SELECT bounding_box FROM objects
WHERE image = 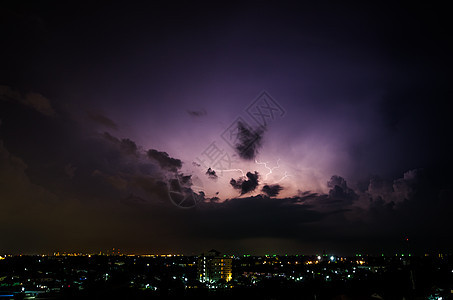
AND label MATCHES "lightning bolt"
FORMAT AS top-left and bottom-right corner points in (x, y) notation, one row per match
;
(212, 159), (290, 183)
(255, 158), (281, 180)
(216, 168), (246, 177)
(275, 171), (291, 183)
